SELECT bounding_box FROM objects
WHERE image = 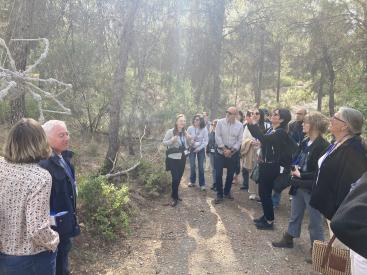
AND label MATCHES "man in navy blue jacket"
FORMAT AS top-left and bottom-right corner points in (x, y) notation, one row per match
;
(40, 120), (80, 275)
